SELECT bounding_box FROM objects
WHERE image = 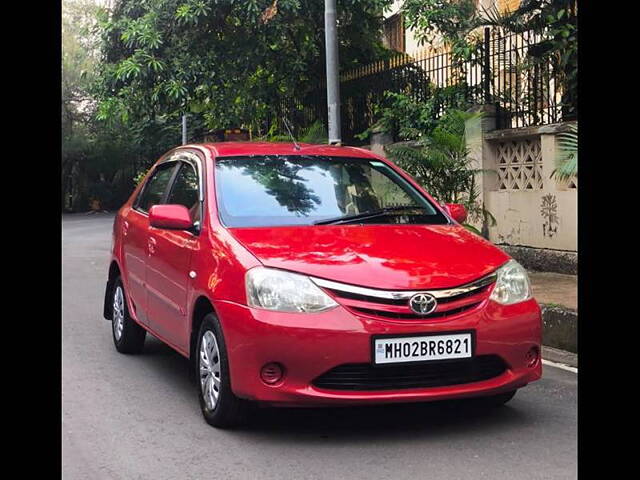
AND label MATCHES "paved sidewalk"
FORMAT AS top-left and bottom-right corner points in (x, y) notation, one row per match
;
(529, 271), (577, 311)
